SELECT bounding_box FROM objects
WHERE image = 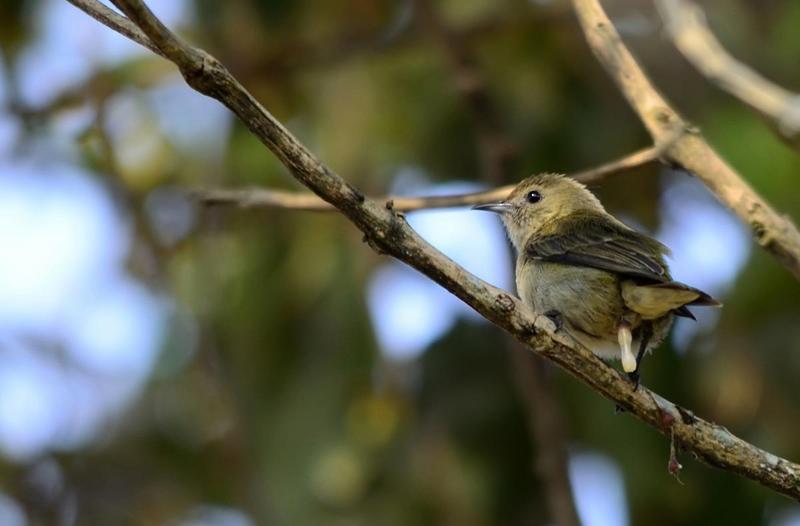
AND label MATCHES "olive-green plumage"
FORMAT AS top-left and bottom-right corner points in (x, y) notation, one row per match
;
(475, 173), (720, 380)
